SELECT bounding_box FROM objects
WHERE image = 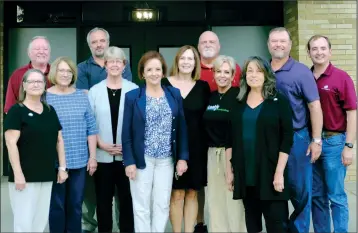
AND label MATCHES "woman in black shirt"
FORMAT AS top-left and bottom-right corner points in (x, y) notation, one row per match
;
(225, 56), (293, 233)
(4, 69), (68, 232)
(162, 45), (210, 232)
(88, 46), (138, 233)
(203, 55), (246, 232)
